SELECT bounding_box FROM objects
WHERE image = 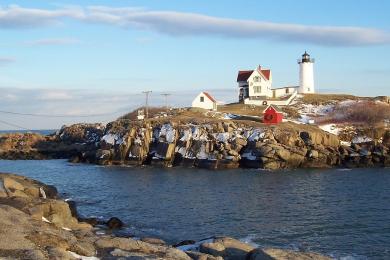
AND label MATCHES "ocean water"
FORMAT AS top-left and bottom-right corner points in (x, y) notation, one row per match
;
(0, 160), (389, 259)
(0, 129), (57, 136)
